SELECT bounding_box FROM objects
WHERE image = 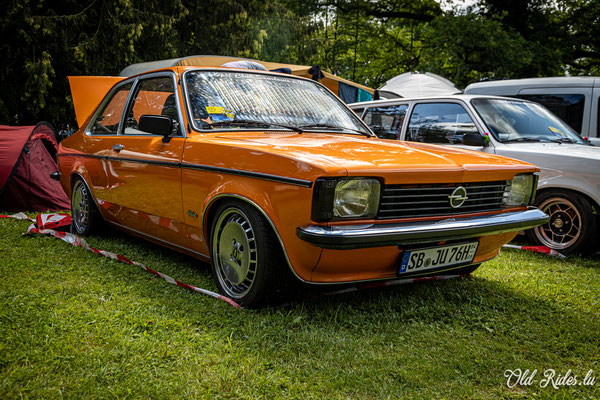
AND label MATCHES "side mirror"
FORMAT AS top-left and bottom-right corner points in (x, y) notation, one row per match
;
(462, 132), (487, 146)
(139, 115), (173, 143)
